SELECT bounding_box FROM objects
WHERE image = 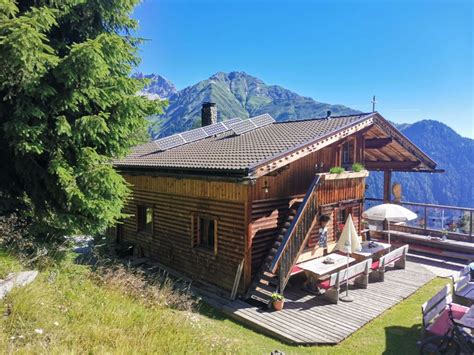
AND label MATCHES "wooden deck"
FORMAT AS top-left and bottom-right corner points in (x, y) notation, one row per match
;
(222, 261), (434, 345)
